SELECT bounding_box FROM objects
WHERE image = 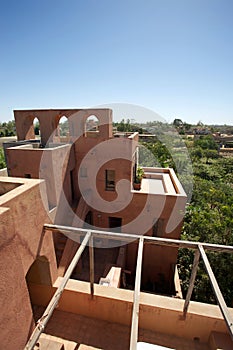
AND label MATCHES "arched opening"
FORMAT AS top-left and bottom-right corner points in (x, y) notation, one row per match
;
(26, 256), (52, 285)
(33, 117), (40, 138)
(58, 115), (69, 141)
(85, 115), (99, 137)
(26, 256), (52, 325)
